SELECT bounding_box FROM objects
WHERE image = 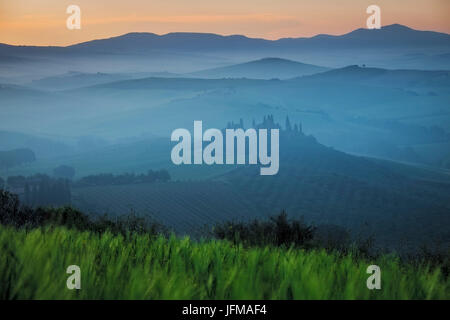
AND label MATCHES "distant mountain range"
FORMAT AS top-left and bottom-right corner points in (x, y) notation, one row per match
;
(2, 24), (449, 54)
(1, 24), (449, 81)
(67, 24), (449, 53)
